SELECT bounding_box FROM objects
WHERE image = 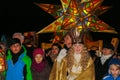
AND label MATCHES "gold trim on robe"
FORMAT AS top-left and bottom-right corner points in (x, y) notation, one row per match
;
(49, 58), (95, 80)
